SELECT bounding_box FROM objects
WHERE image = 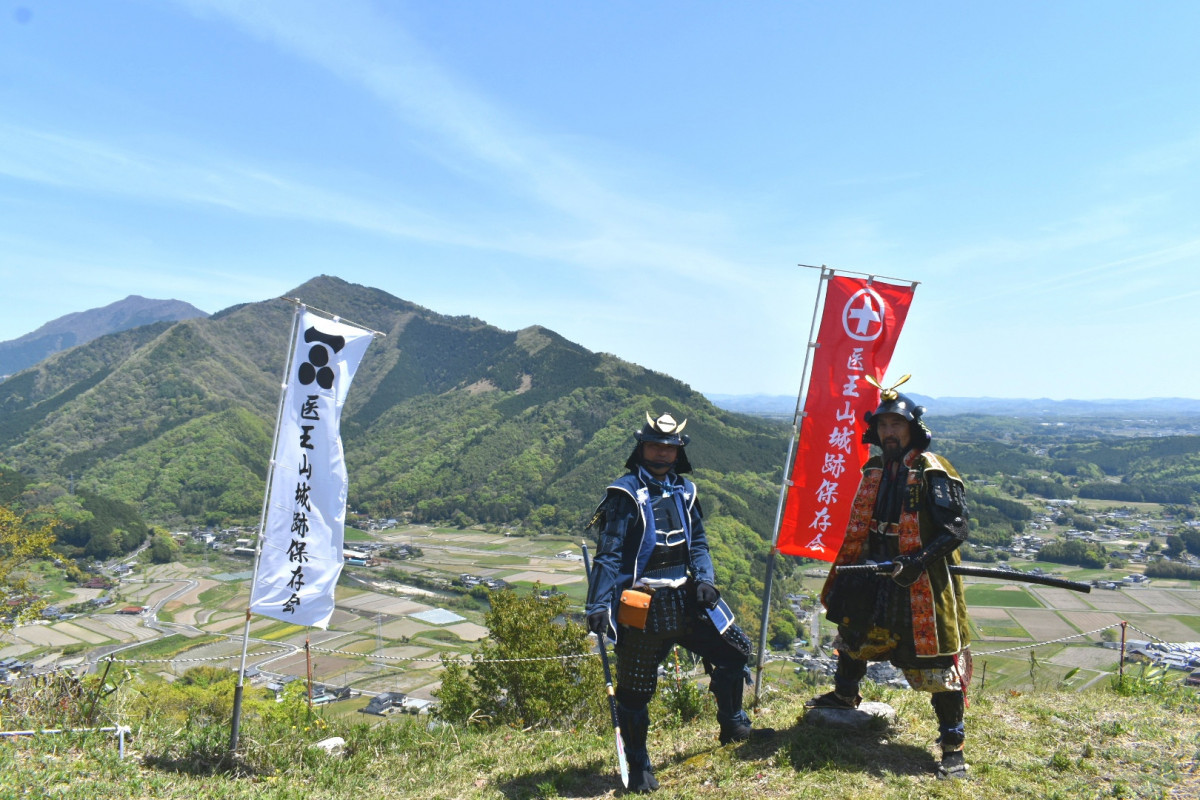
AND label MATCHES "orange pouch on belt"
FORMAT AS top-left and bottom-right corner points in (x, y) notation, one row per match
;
(616, 589), (653, 629)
